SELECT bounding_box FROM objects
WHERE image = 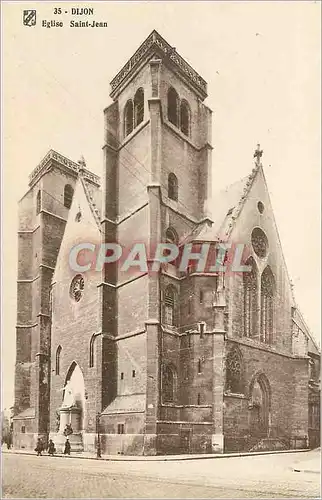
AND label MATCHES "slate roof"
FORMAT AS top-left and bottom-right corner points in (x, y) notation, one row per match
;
(183, 164), (260, 245)
(13, 407), (35, 420)
(102, 394), (146, 415)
